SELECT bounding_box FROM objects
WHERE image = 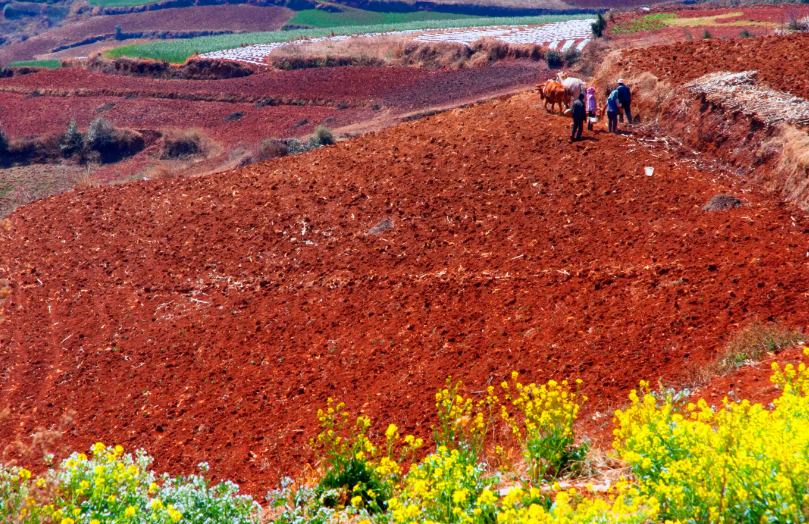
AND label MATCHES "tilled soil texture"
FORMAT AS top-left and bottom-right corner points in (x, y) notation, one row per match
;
(0, 64), (548, 110)
(616, 33), (809, 101)
(3, 93), (809, 494)
(0, 92), (370, 147)
(0, 6), (294, 65)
